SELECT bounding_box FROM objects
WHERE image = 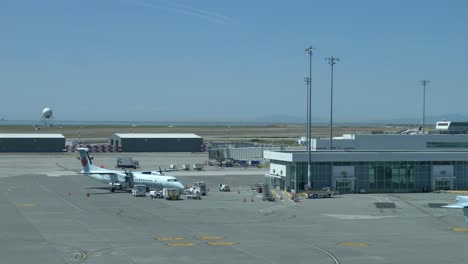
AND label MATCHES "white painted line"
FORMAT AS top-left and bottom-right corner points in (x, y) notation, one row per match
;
(259, 203), (295, 213)
(38, 184), (88, 214)
(310, 245), (341, 264)
(323, 214), (396, 220)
